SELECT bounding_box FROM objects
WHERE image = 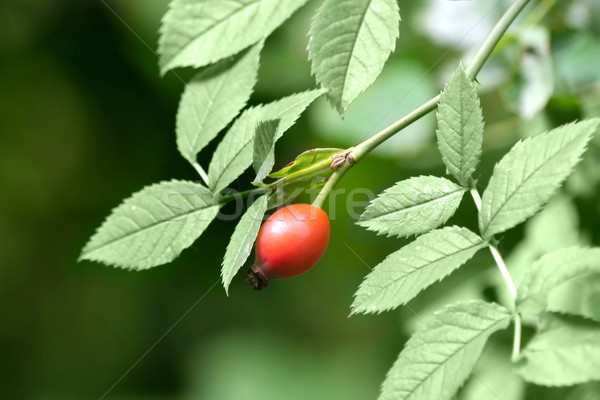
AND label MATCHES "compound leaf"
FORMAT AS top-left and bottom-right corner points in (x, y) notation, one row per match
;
(176, 43), (262, 166)
(159, 0), (307, 74)
(517, 247), (600, 316)
(208, 89), (325, 193)
(436, 64), (484, 186)
(358, 176), (466, 238)
(80, 181), (219, 270)
(221, 195), (268, 293)
(309, 0), (400, 113)
(479, 119), (600, 238)
(380, 300), (511, 400)
(352, 227), (486, 314)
